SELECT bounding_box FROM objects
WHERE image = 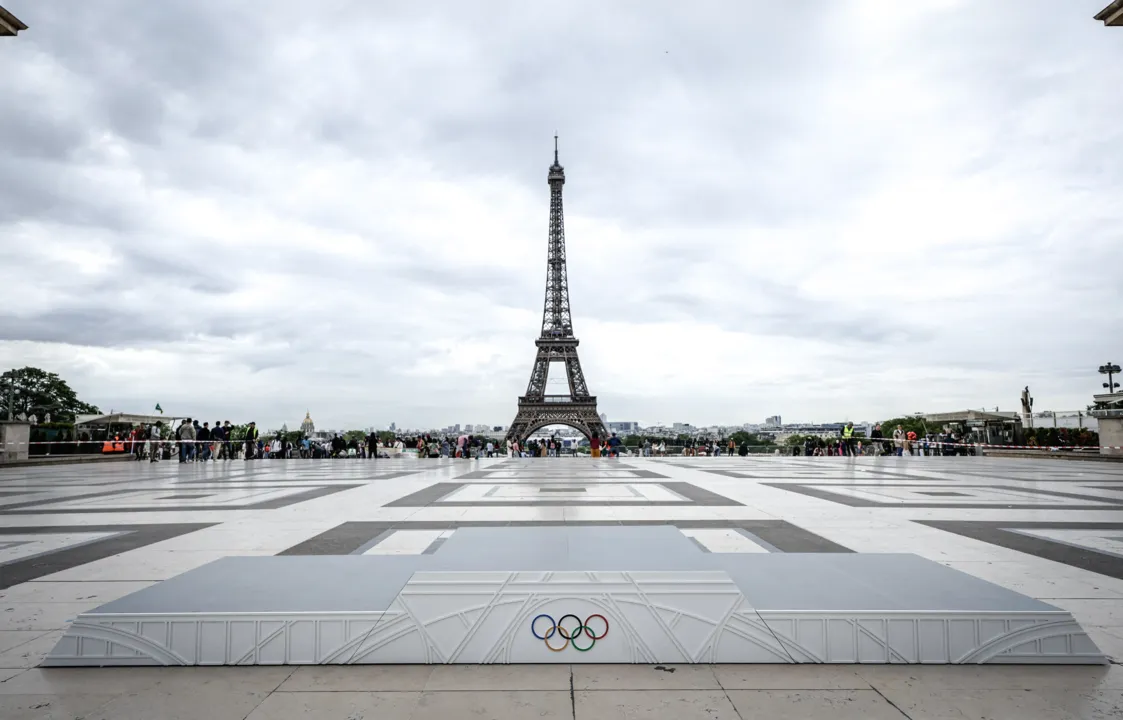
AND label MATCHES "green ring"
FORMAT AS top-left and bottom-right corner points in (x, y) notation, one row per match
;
(569, 626), (595, 652)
